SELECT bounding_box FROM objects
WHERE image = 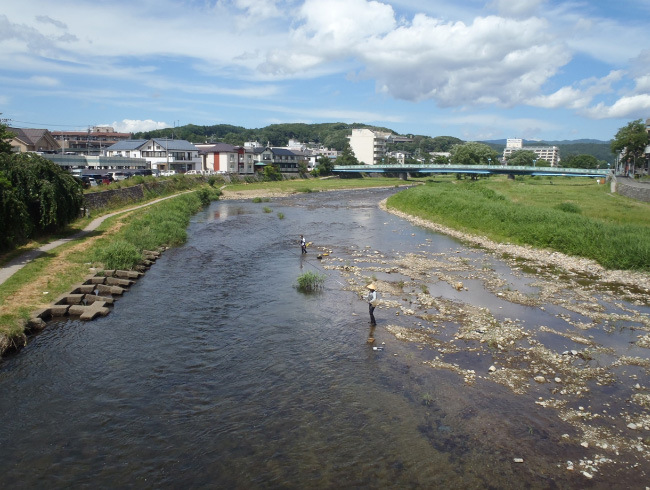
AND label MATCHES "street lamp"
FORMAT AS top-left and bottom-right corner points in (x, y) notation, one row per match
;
(533, 159), (537, 167)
